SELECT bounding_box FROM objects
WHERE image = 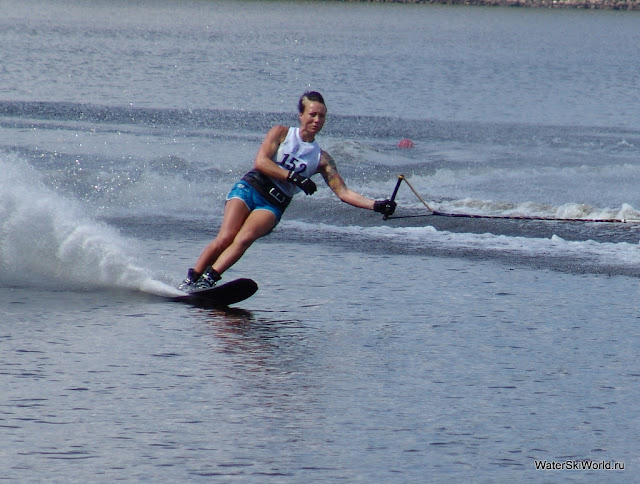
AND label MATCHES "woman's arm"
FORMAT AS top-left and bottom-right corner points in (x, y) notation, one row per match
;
(317, 151), (376, 210)
(253, 125), (290, 180)
(253, 125), (318, 195)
